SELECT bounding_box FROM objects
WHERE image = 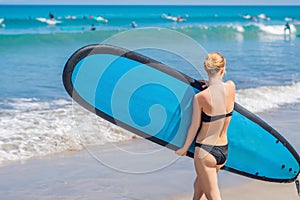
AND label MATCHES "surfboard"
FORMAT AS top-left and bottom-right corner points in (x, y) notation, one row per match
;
(36, 17), (61, 25)
(89, 16), (109, 23)
(62, 44), (300, 183)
